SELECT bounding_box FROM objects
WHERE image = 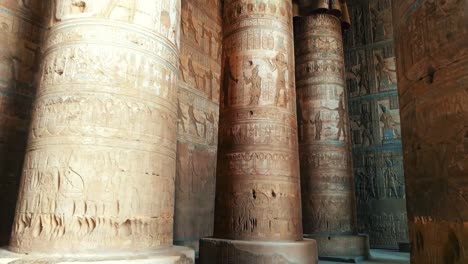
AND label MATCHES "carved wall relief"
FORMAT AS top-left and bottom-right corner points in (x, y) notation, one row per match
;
(214, 0), (303, 242)
(9, 0), (181, 254)
(345, 0), (408, 249)
(0, 0), (48, 245)
(174, 0), (221, 253)
(295, 14), (358, 236)
(393, 0), (467, 262)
